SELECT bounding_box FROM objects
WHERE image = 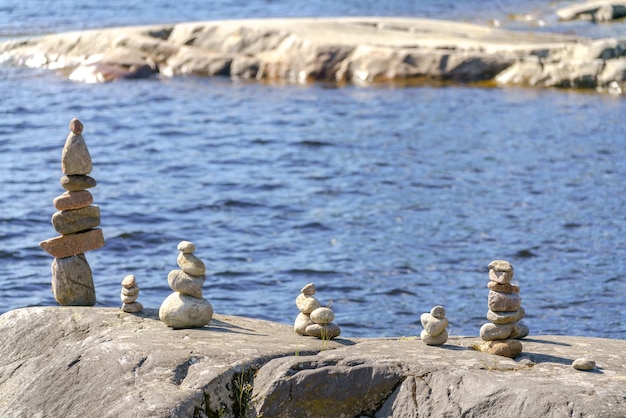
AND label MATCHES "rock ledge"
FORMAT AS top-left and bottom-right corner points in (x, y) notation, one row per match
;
(1, 307), (624, 417)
